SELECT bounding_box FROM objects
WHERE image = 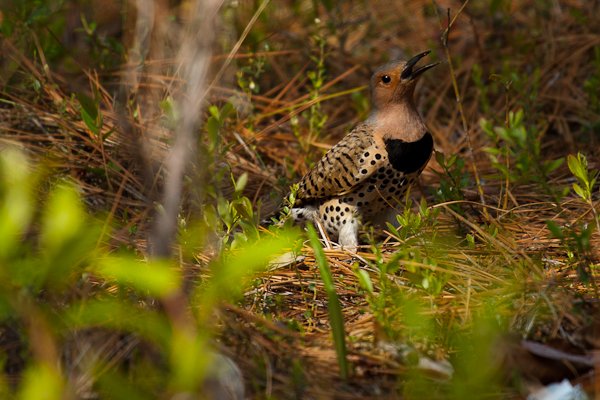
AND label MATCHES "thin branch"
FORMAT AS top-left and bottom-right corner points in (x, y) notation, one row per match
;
(433, 1), (487, 213)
